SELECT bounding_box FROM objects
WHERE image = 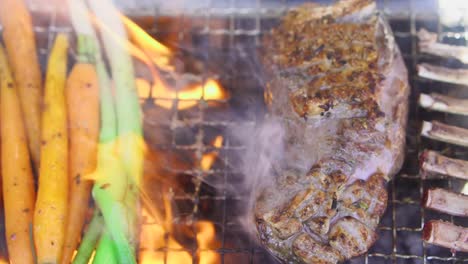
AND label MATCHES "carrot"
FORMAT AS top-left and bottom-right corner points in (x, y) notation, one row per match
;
(34, 34), (69, 264)
(0, 77), (2, 259)
(61, 46), (100, 264)
(0, 0), (43, 170)
(0, 44), (36, 264)
(0, 88), (7, 263)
